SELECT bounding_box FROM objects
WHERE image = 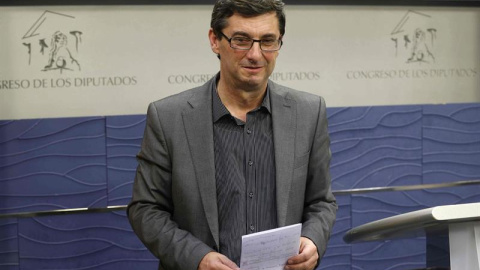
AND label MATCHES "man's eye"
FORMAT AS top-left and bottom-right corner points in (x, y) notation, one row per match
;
(262, 39), (276, 45)
(233, 37), (251, 44)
